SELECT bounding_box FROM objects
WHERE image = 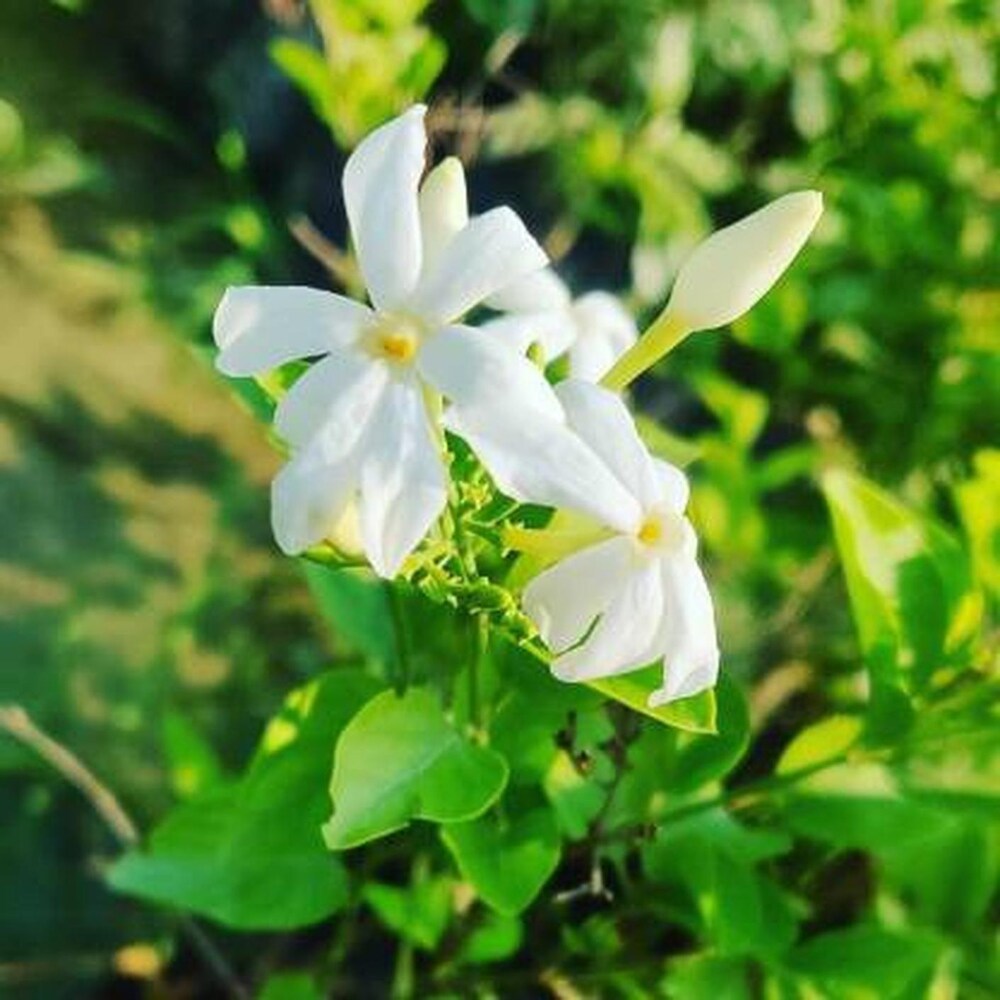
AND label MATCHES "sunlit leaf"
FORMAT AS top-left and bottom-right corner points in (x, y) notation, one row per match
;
(592, 668), (718, 734)
(822, 469), (981, 691)
(323, 689), (508, 849)
(776, 715), (862, 775)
